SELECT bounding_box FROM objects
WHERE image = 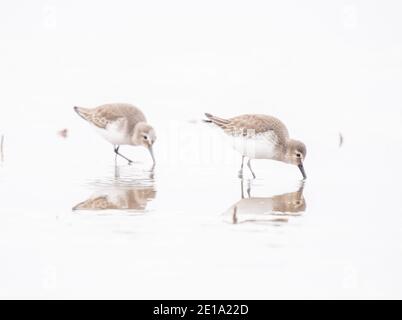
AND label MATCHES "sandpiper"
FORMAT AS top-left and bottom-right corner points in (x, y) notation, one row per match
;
(74, 103), (156, 166)
(204, 113), (307, 179)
